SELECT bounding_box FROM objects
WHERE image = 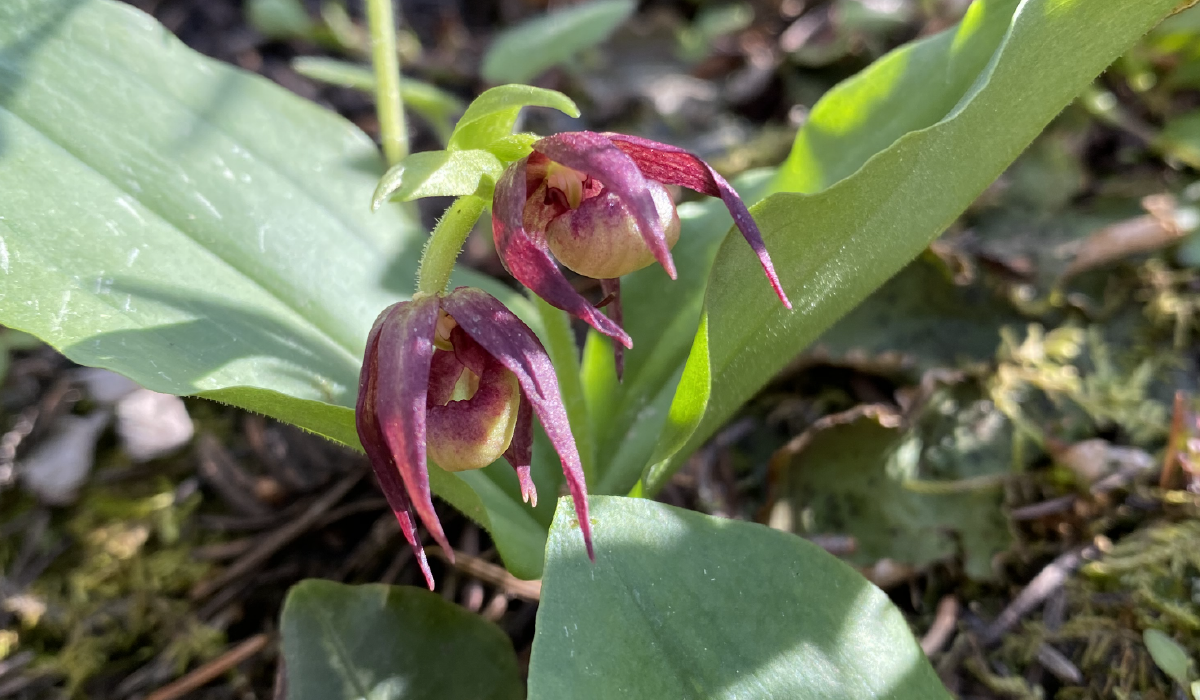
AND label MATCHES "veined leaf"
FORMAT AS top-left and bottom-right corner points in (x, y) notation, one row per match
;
(529, 496), (951, 699)
(282, 580), (522, 700)
(644, 0), (1180, 492)
(0, 0), (552, 578)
